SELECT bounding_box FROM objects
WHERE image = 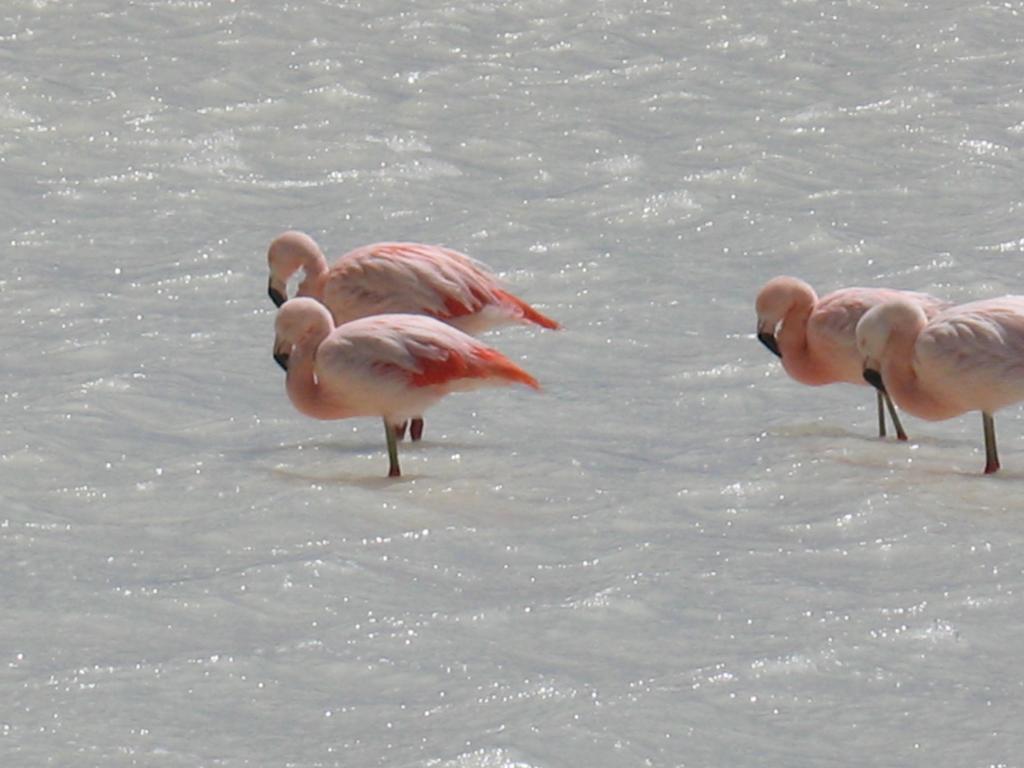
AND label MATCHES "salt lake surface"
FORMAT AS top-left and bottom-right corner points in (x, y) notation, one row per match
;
(4, 0), (1024, 765)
